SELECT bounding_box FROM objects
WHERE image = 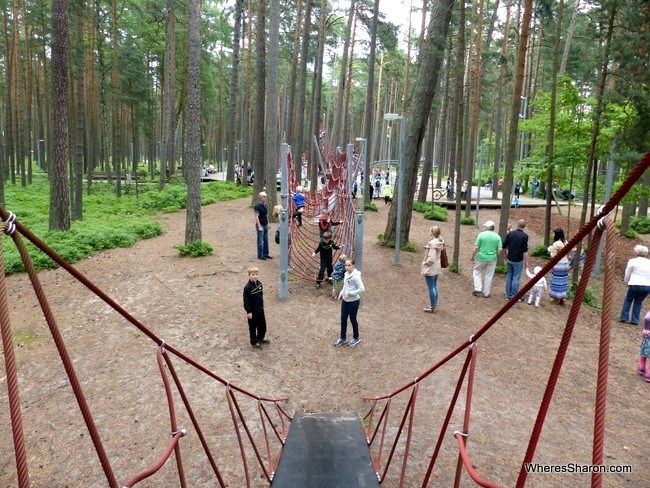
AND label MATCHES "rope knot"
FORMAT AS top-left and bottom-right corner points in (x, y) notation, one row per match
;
(159, 339), (166, 354)
(1, 211), (16, 235)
